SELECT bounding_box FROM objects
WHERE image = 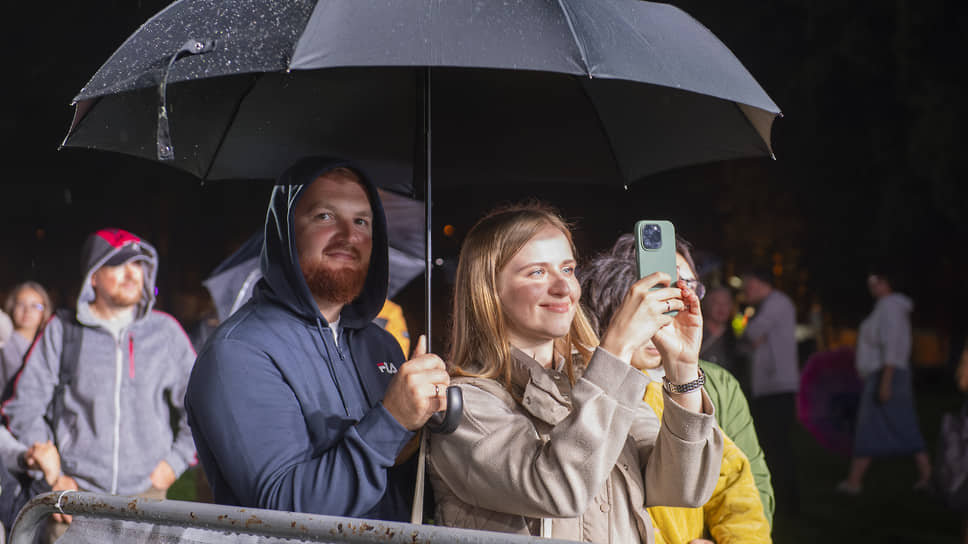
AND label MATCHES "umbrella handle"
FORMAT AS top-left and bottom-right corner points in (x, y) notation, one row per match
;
(425, 385), (462, 434)
(157, 39), (217, 160)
